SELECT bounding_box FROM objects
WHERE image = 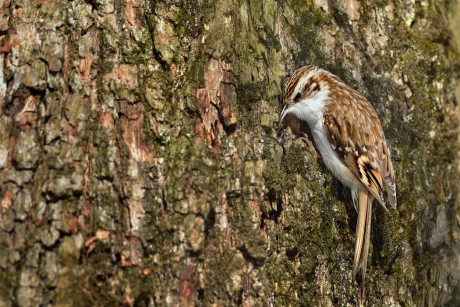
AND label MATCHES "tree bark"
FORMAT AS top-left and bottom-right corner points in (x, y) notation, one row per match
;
(0, 0), (458, 305)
